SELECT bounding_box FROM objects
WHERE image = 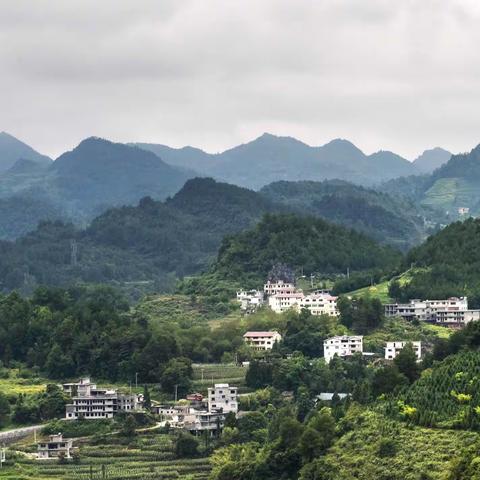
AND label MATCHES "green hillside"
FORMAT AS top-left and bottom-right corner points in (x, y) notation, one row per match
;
(261, 180), (426, 250)
(211, 213), (402, 287)
(395, 217), (480, 305)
